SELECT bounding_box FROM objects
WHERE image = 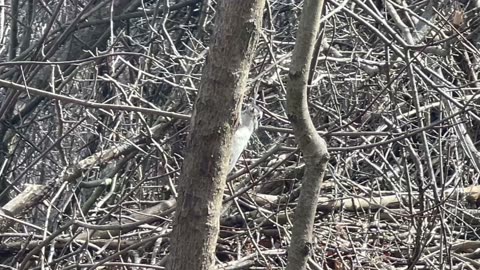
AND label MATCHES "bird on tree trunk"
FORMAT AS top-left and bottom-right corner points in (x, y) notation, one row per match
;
(228, 104), (262, 173)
